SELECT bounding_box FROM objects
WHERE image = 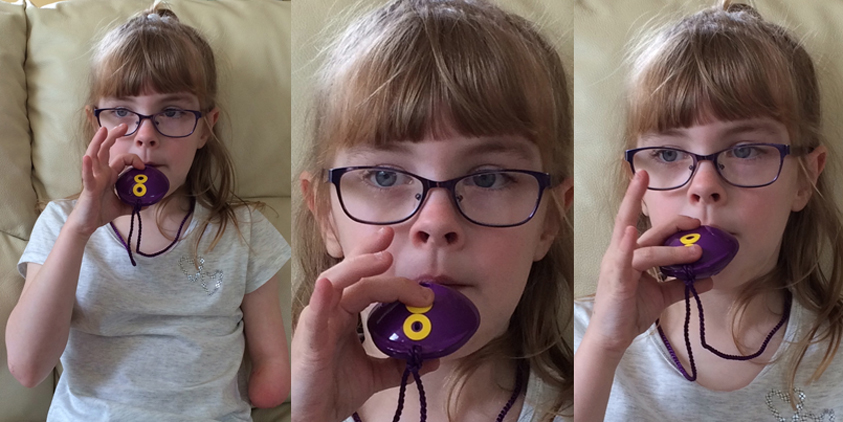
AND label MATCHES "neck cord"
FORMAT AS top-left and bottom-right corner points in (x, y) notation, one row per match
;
(656, 278), (792, 381)
(110, 198), (195, 266)
(351, 358), (524, 422)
